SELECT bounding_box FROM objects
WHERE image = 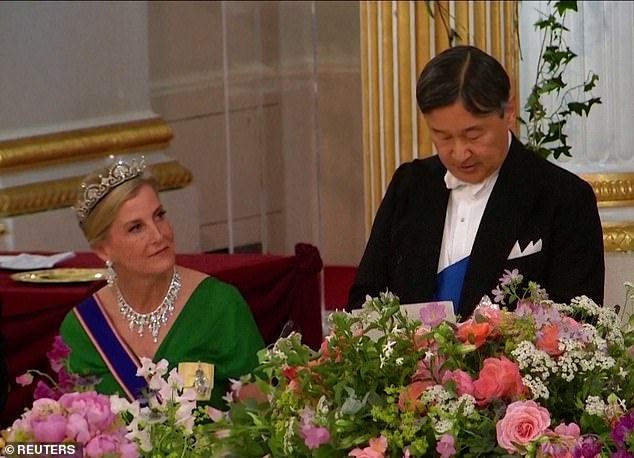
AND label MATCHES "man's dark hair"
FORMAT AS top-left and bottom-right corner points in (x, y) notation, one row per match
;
(416, 45), (510, 117)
